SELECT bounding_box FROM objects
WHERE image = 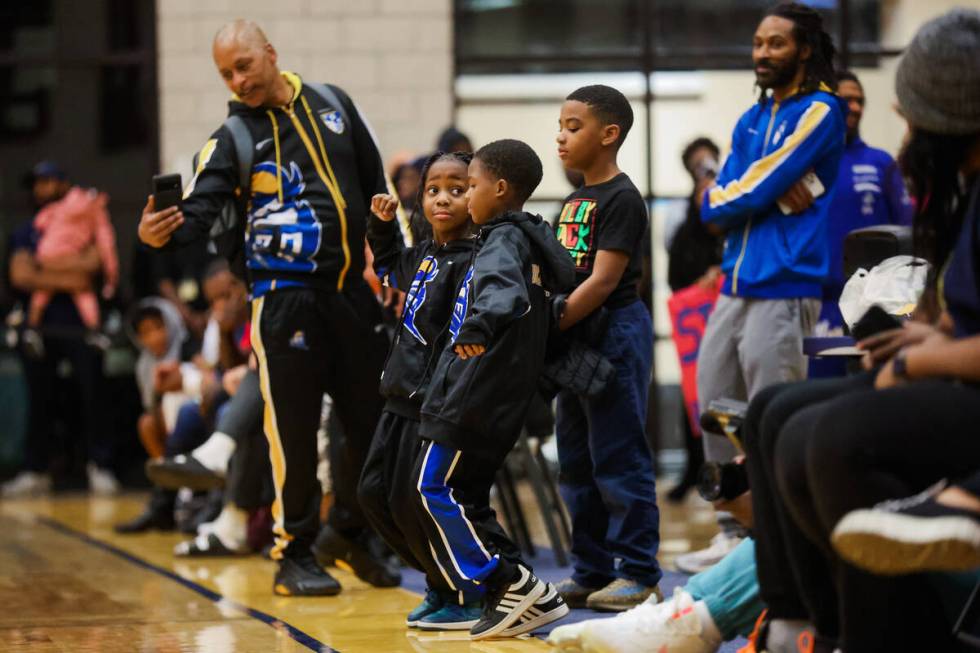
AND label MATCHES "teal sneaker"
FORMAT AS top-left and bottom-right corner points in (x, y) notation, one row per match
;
(406, 589), (445, 627)
(417, 601), (482, 631)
